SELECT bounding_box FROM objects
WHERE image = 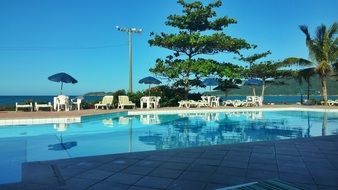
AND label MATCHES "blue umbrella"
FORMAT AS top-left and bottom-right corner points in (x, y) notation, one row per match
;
(244, 78), (263, 96)
(139, 76), (161, 96)
(48, 72), (78, 94)
(203, 78), (219, 92)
